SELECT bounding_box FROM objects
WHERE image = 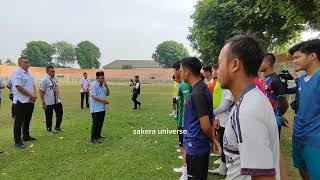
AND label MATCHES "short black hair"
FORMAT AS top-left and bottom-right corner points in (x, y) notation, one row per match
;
(83, 72), (87, 75)
(172, 75), (175, 80)
(18, 55), (28, 62)
(226, 34), (265, 76)
(46, 65), (54, 71)
(289, 39), (320, 61)
(203, 66), (212, 73)
(264, 53), (276, 66)
(181, 57), (202, 76)
(134, 75), (139, 79)
(96, 71), (104, 77)
(172, 61), (181, 70)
